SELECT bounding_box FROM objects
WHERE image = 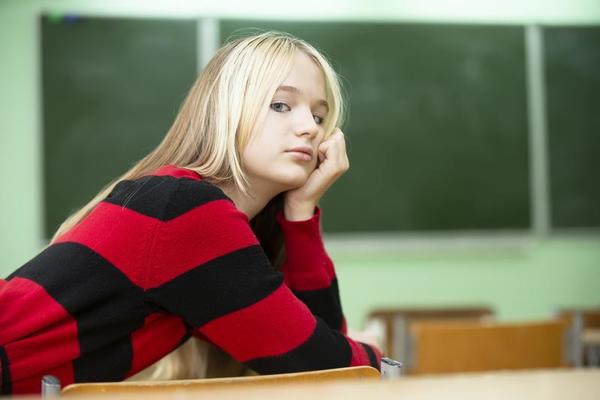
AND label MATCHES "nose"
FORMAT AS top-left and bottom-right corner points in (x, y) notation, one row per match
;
(294, 108), (320, 139)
